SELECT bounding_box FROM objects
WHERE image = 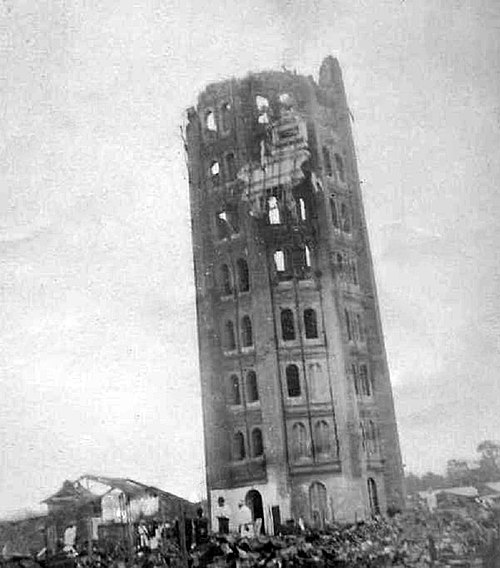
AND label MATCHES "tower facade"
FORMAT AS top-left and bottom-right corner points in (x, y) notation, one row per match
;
(185, 57), (404, 533)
